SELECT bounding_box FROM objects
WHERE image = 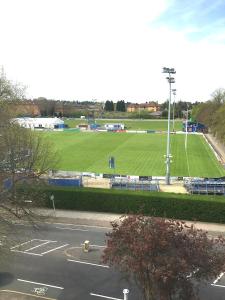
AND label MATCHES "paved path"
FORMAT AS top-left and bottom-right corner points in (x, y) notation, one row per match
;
(36, 208), (225, 235)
